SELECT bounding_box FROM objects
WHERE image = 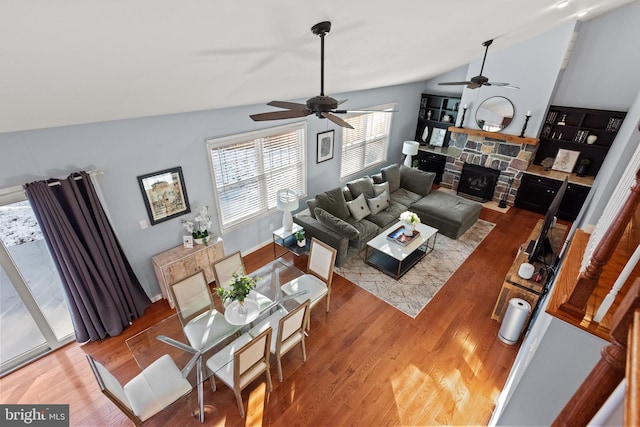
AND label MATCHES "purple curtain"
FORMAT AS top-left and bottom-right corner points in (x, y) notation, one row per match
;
(24, 171), (150, 342)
